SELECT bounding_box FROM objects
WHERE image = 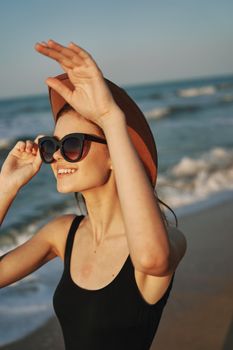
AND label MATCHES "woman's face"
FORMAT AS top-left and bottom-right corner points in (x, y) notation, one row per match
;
(51, 109), (112, 194)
